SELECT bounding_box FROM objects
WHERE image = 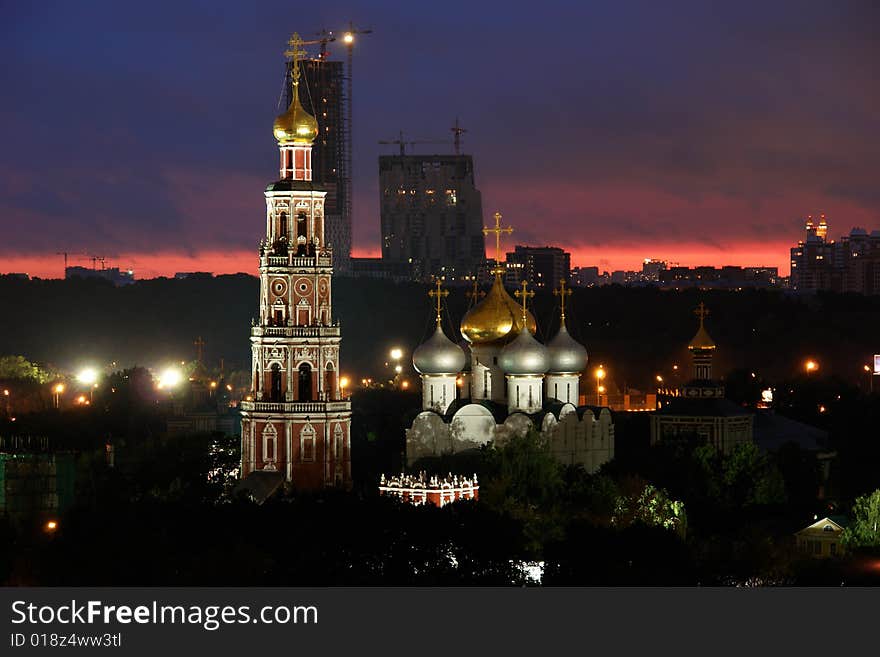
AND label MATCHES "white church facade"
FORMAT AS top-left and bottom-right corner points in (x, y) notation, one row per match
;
(405, 216), (614, 472)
